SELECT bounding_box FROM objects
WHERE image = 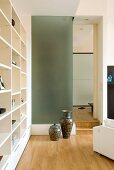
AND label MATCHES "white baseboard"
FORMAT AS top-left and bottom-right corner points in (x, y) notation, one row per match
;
(31, 123), (76, 135)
